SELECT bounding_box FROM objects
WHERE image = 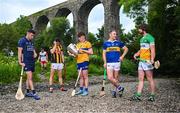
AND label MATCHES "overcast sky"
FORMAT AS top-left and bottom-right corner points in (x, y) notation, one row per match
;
(0, 0), (135, 34)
